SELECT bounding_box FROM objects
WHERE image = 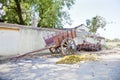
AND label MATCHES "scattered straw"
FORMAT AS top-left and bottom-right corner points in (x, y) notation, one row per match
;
(56, 54), (98, 64)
